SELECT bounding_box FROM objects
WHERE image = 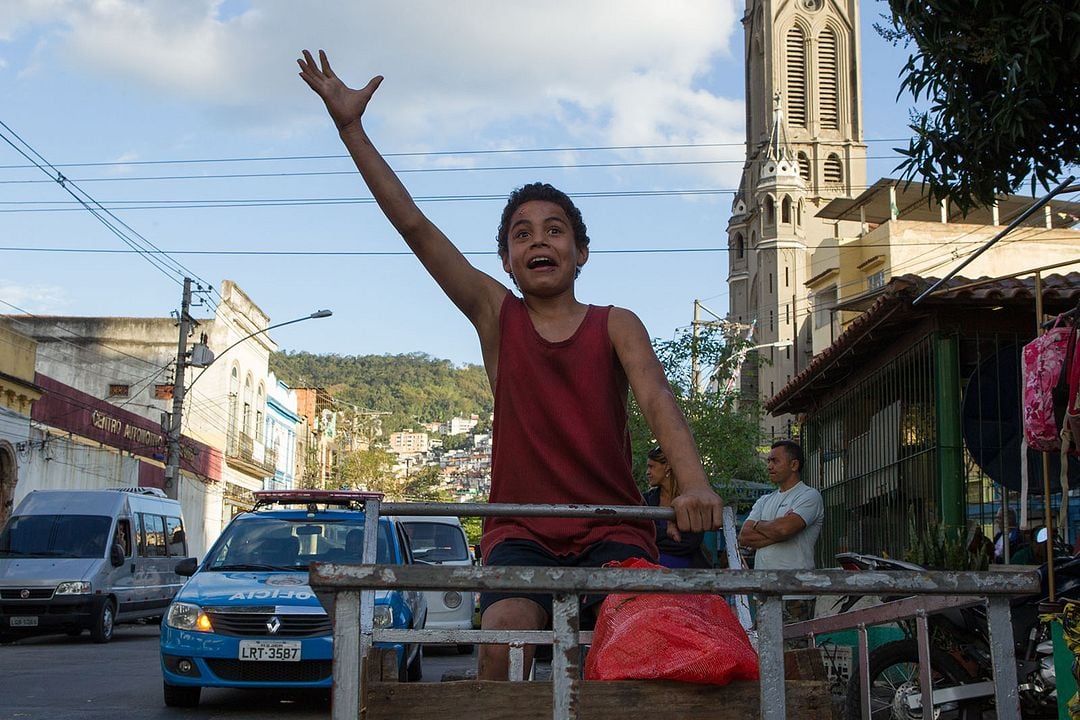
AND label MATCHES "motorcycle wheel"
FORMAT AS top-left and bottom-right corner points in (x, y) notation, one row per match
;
(845, 640), (982, 720)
